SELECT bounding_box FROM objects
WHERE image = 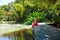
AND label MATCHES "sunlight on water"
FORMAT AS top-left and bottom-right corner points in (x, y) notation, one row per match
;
(0, 24), (33, 40)
(0, 28), (33, 40)
(0, 24), (31, 35)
